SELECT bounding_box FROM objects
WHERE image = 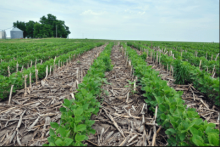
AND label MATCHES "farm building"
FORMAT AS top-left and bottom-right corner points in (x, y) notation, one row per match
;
(0, 30), (6, 39)
(10, 27), (23, 39)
